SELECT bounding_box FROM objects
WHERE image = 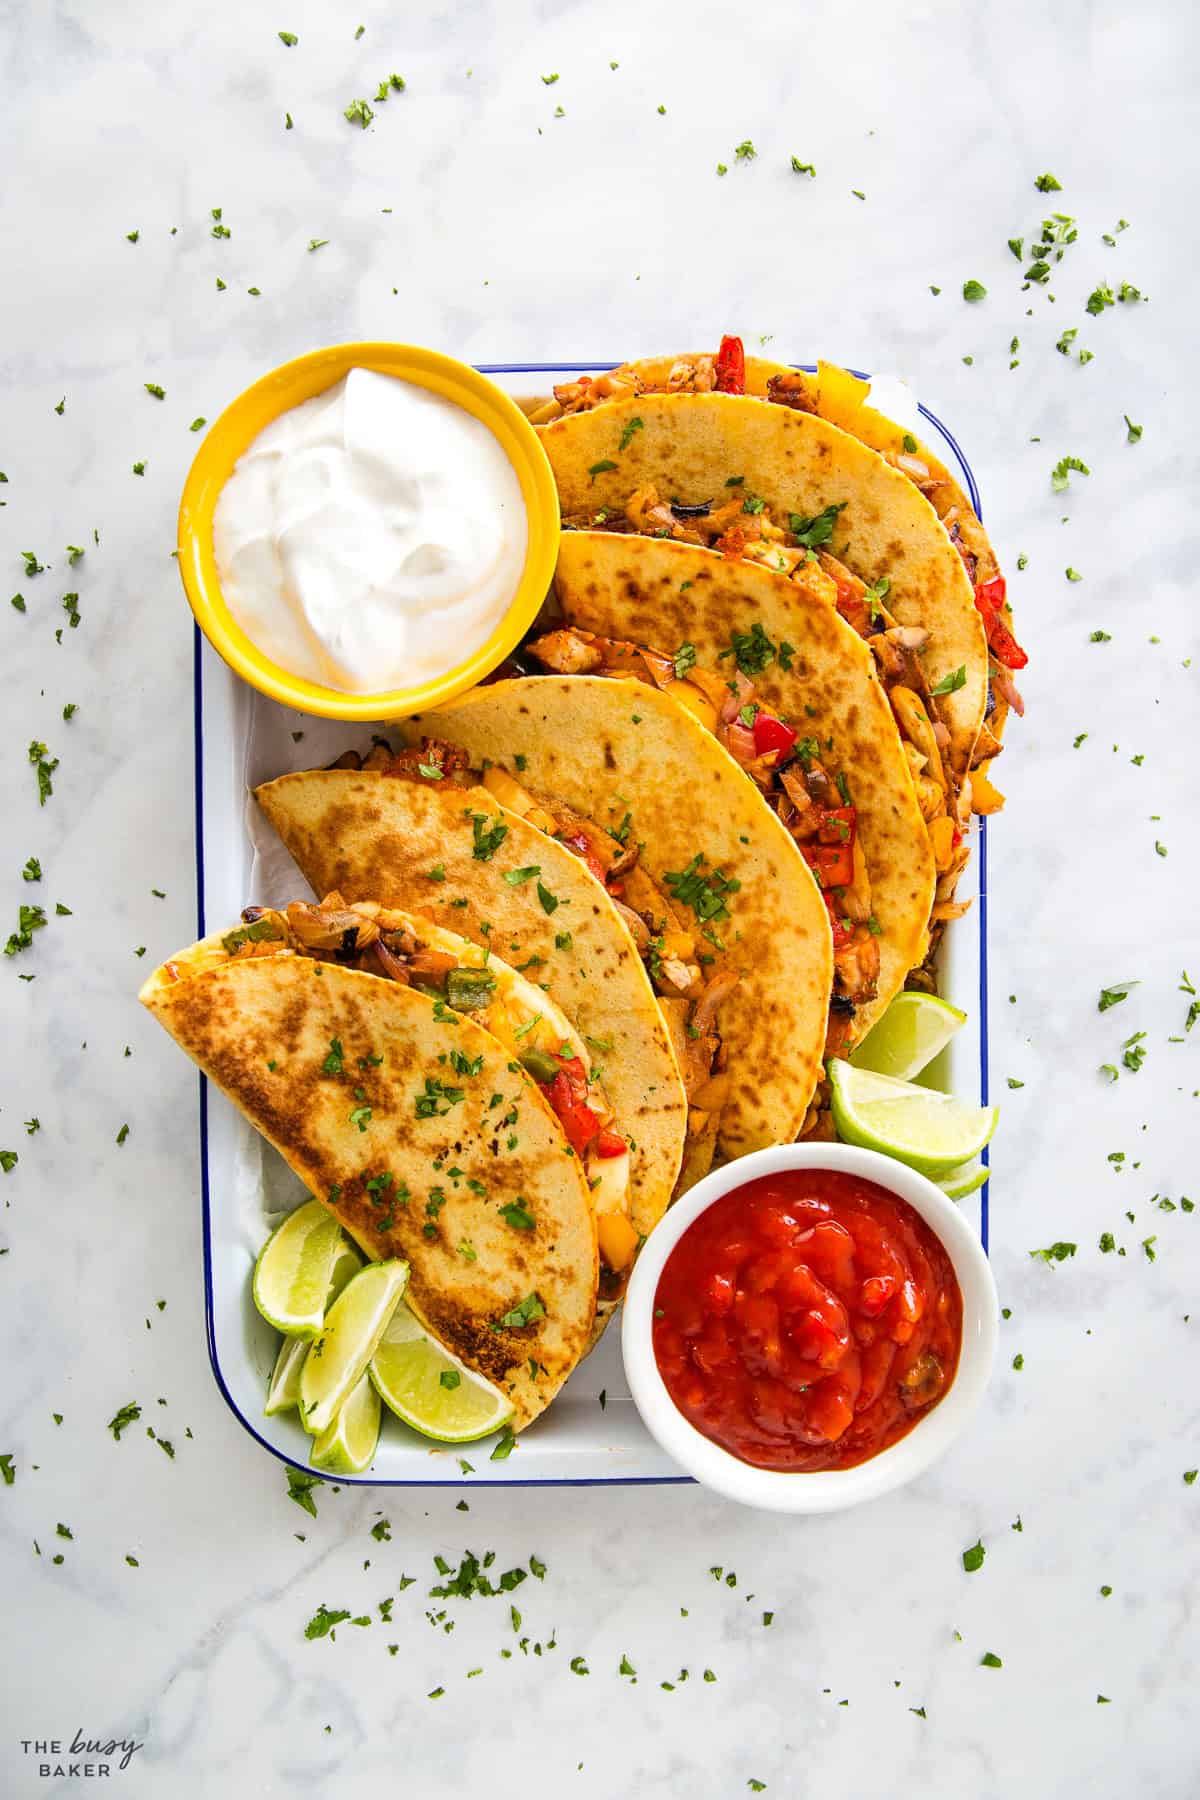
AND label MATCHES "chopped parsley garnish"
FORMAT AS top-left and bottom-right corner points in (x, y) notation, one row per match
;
(278, 30), (298, 46)
(618, 416), (644, 452)
(28, 740), (58, 806)
(787, 501), (846, 549)
(720, 620), (783, 677)
(470, 812), (508, 861)
(1124, 415), (1143, 443)
(144, 382), (166, 400)
(536, 881), (559, 915)
(307, 238), (329, 253)
(414, 1077), (465, 1118)
(664, 854), (740, 925)
(588, 459), (618, 479)
(4, 903), (47, 958)
(790, 156), (815, 176)
(1029, 1241), (1077, 1264)
(980, 1651), (1003, 1669)
(962, 279), (987, 302)
(1051, 455), (1089, 492)
(734, 139), (757, 161)
(304, 1603), (350, 1639)
(503, 865), (540, 886)
(344, 98), (374, 128)
(498, 1201), (535, 1231)
(1098, 981), (1137, 1012)
(496, 1292), (546, 1329)
(961, 1539), (985, 1573)
(288, 1470), (323, 1517)
(107, 1401), (142, 1440)
(1034, 171), (1062, 191)
(930, 665), (967, 697)
(22, 857), (41, 882)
